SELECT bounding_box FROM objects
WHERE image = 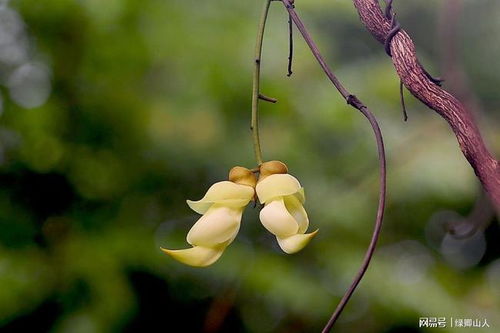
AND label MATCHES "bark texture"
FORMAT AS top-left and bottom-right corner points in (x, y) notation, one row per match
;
(352, 0), (500, 209)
